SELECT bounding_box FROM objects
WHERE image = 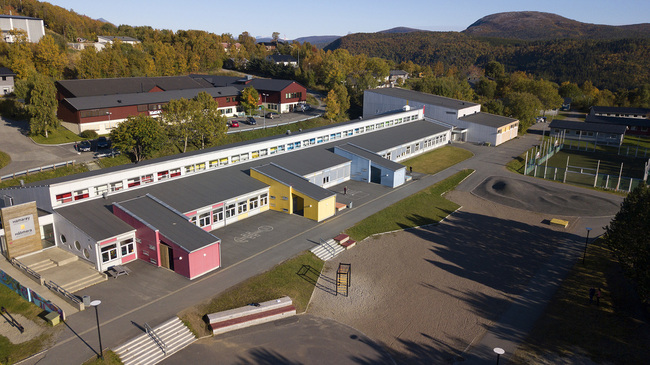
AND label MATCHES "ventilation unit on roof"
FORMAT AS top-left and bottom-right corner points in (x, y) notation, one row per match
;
(403, 105), (411, 111)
